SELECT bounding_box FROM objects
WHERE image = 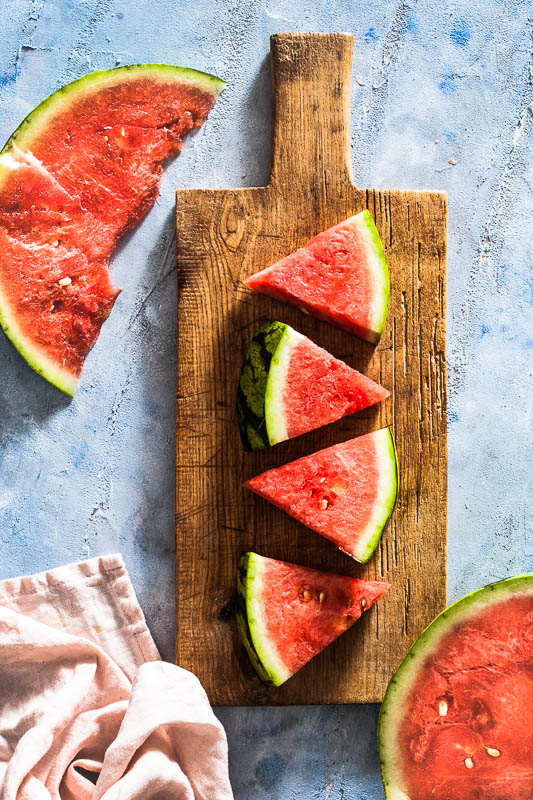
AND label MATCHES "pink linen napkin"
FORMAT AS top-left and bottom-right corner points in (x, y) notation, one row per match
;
(0, 554), (233, 800)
